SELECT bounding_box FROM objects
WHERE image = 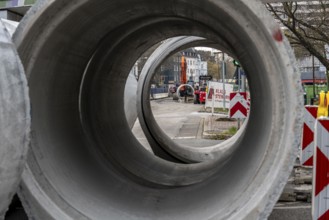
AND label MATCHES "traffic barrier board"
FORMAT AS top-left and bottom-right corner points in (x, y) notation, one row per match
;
(301, 106), (318, 166)
(229, 92), (248, 118)
(247, 98), (251, 113)
(313, 118), (329, 220)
